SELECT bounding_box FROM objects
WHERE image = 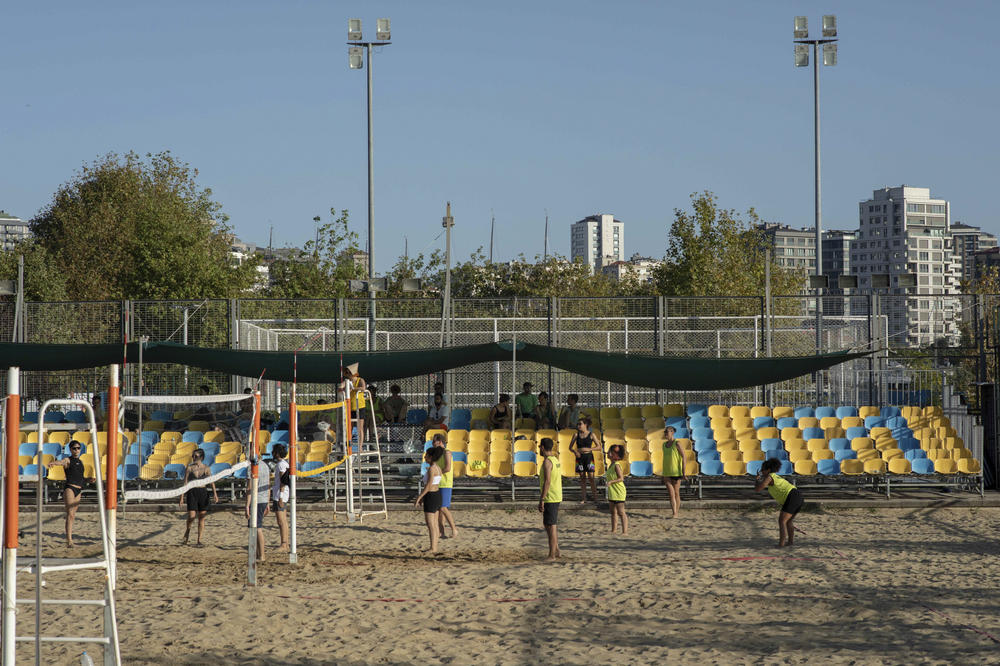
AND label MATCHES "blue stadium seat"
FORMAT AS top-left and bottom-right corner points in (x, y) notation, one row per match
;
(700, 460), (723, 476)
(22, 411), (39, 423)
(630, 461), (653, 477)
(269, 430), (289, 444)
(673, 428), (690, 439)
(746, 460), (764, 476)
(777, 460), (794, 475)
(406, 409), (428, 425)
(163, 463), (186, 480)
(64, 410), (87, 423)
(776, 417), (798, 429)
(864, 416), (886, 429)
(209, 462), (231, 475)
(423, 441), (435, 452)
(43, 411), (65, 423)
(886, 416), (907, 429)
(42, 442), (63, 457)
(513, 451), (537, 464)
(278, 410), (290, 424)
(686, 404), (708, 418)
(897, 437), (919, 452)
(201, 442), (221, 458)
(794, 407), (814, 419)
(300, 461), (324, 473)
(836, 406), (858, 419)
(753, 416), (775, 429)
(911, 458), (935, 475)
(182, 431), (204, 444)
(694, 440), (717, 453)
(834, 449), (857, 462)
(845, 426), (868, 440)
(692, 427), (714, 442)
(689, 416), (711, 429)
(665, 417), (687, 430)
(233, 465), (250, 479)
(828, 438), (850, 451)
(802, 427), (824, 441)
(697, 450), (720, 464)
(151, 410), (173, 422)
(18, 442), (38, 457)
(124, 454), (141, 467)
(815, 406), (836, 419)
(117, 464), (139, 481)
(880, 406), (901, 418)
(451, 451), (468, 464)
(904, 449), (928, 461)
(140, 431), (159, 445)
(764, 450), (789, 461)
(760, 438), (783, 453)
(202, 454), (216, 466)
(21, 464), (44, 479)
(818, 459), (841, 476)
